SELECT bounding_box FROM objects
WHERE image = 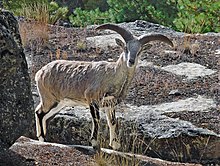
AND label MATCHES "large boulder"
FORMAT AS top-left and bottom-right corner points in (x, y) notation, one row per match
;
(10, 136), (203, 166)
(0, 9), (34, 147)
(46, 97), (220, 164)
(10, 136), (96, 166)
